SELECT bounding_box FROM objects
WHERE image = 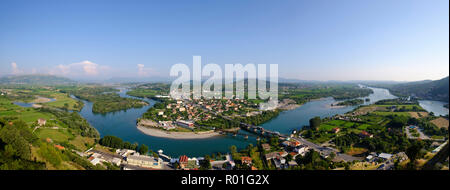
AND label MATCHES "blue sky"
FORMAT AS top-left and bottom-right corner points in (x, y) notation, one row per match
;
(0, 0), (448, 81)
